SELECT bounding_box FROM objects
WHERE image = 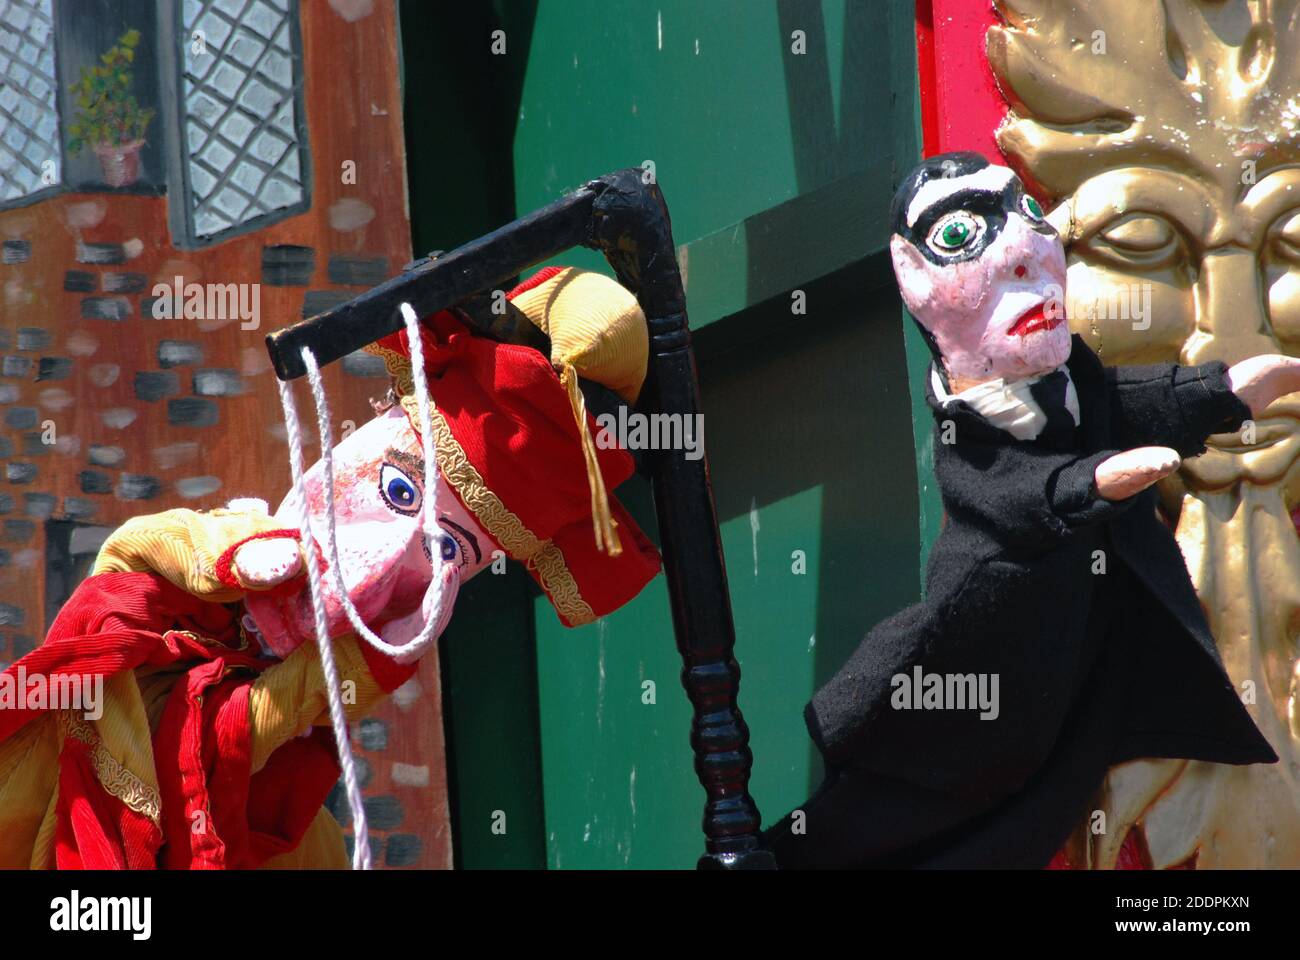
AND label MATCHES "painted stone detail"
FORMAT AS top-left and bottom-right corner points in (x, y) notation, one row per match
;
(115, 474), (161, 500)
(167, 397), (219, 427)
(4, 463), (36, 484)
(17, 328), (52, 350)
(80, 296), (131, 321)
(133, 371), (180, 401)
(261, 244), (315, 286)
(302, 290), (349, 318)
(2, 240), (31, 263)
(77, 470), (111, 494)
(157, 340), (204, 367)
(35, 357), (71, 380)
(341, 350), (387, 378)
(328, 254), (388, 286)
(191, 368), (244, 396)
(175, 475), (221, 499)
(74, 242), (128, 265)
(361, 795), (402, 831)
